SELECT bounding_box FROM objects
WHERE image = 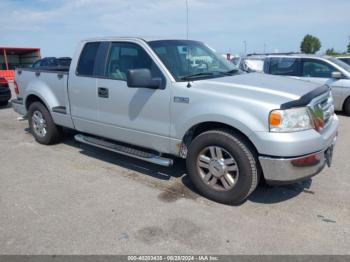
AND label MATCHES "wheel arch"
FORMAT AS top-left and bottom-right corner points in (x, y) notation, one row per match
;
(180, 121), (259, 157)
(25, 94), (49, 111)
